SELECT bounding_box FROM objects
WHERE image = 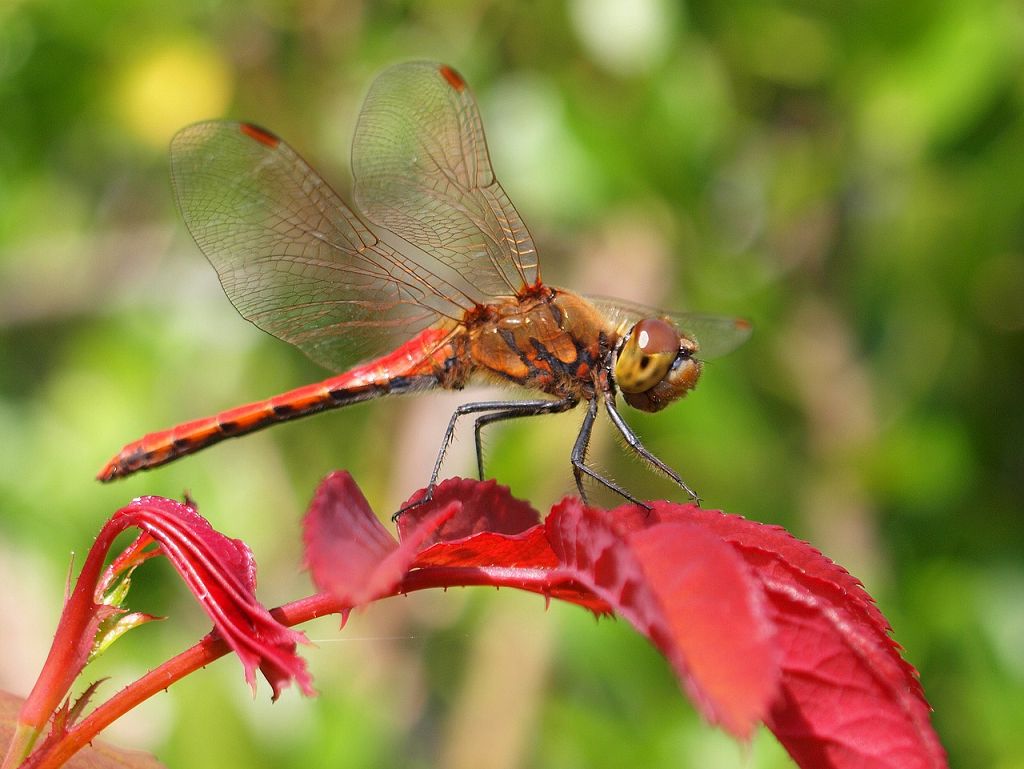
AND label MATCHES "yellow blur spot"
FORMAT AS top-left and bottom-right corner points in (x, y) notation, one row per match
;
(117, 41), (233, 149)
